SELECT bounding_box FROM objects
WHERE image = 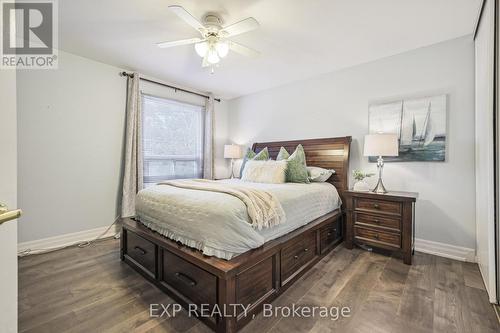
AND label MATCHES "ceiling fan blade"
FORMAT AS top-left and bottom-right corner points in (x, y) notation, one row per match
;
(221, 17), (259, 37)
(157, 37), (203, 48)
(228, 41), (260, 58)
(168, 5), (206, 35)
